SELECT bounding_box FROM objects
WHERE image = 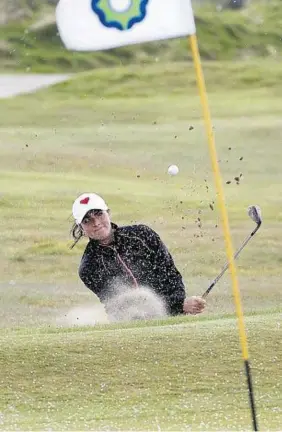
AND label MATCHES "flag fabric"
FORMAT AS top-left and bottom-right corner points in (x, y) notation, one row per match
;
(56, 0), (196, 52)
